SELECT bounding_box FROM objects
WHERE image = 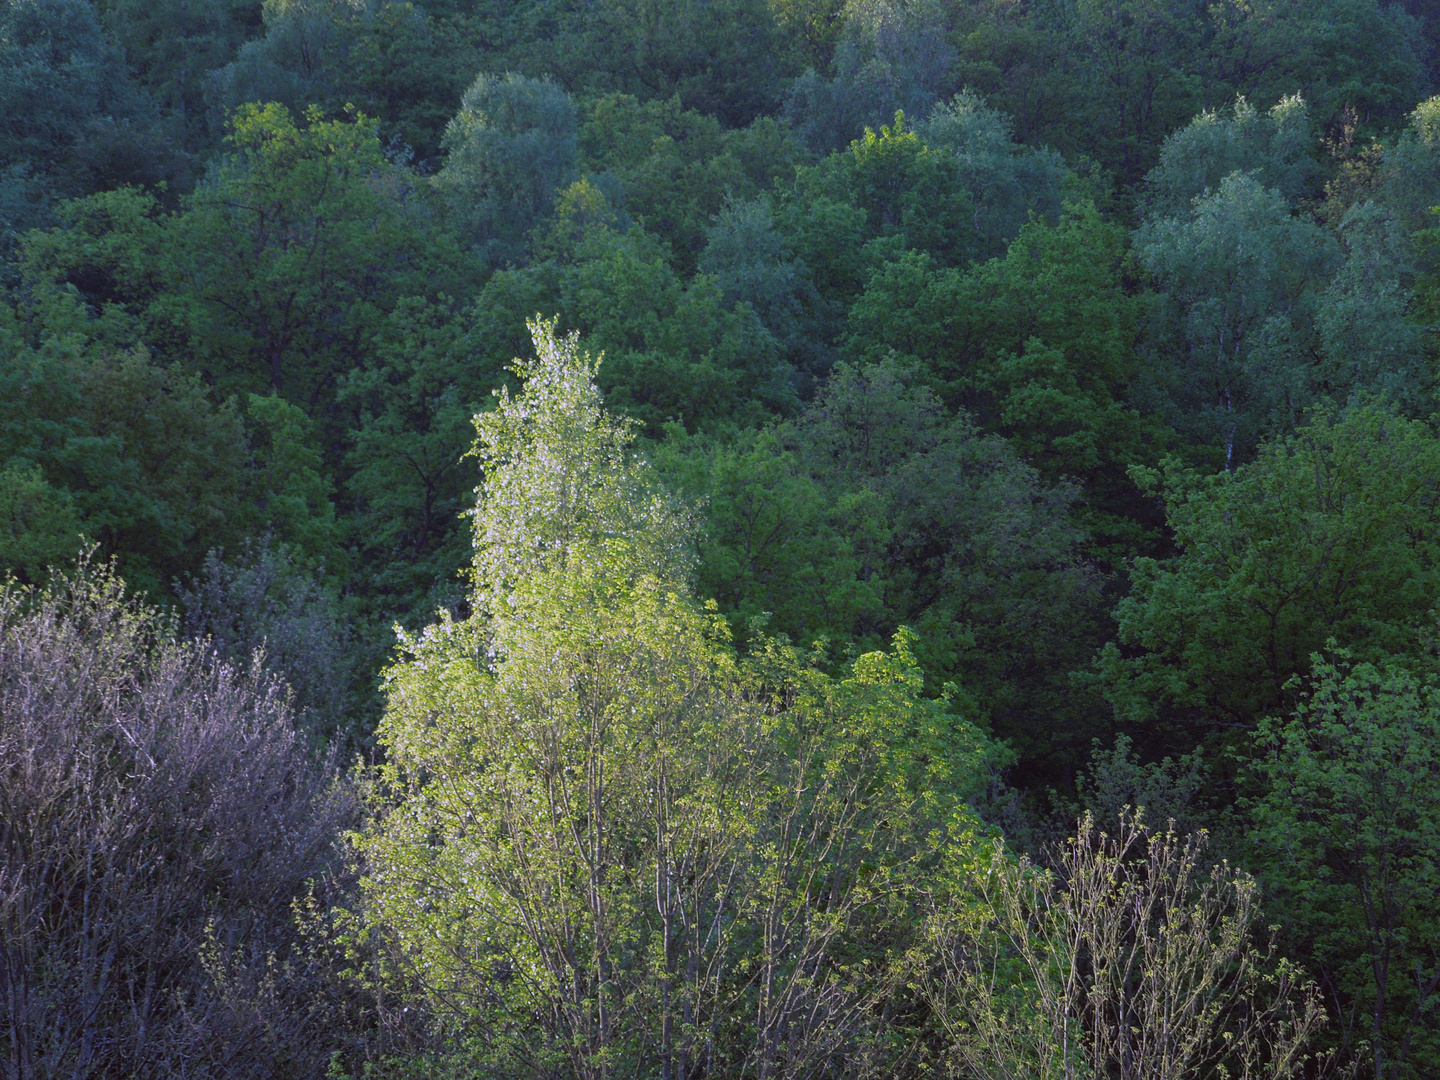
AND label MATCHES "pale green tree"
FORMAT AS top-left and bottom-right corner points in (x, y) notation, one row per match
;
(1315, 201), (1428, 408)
(358, 319), (1000, 1079)
(698, 196), (824, 376)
